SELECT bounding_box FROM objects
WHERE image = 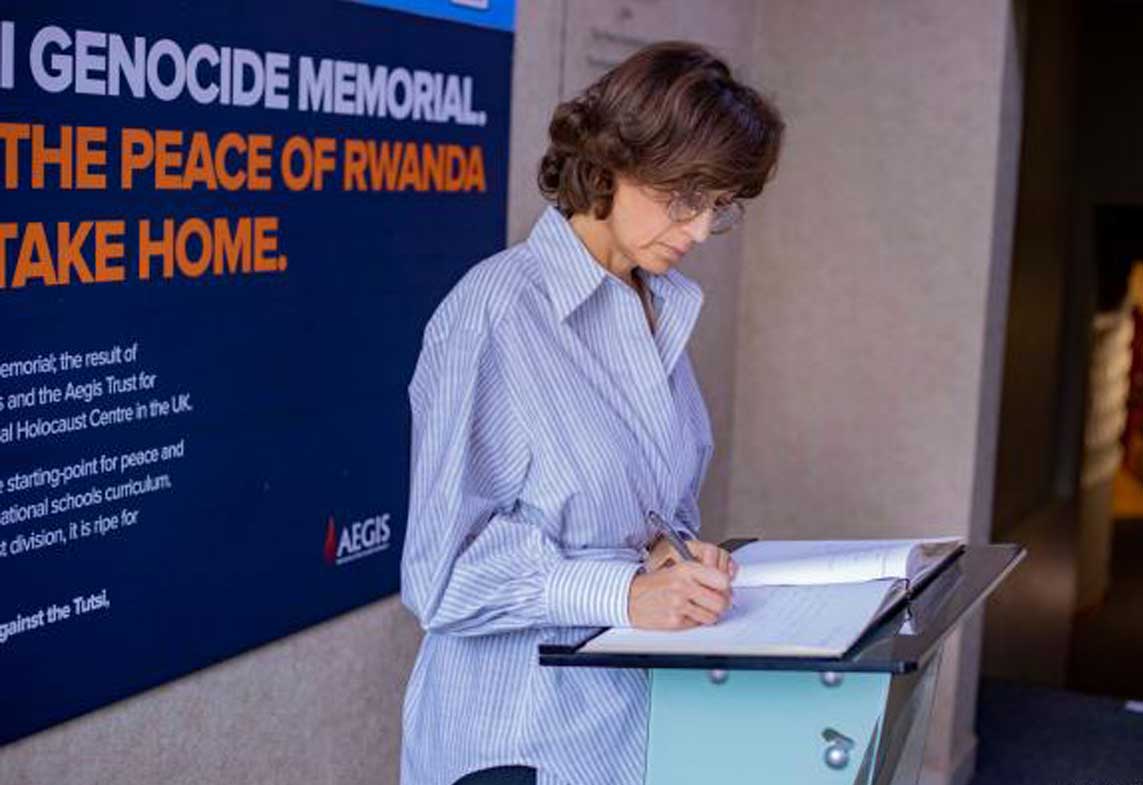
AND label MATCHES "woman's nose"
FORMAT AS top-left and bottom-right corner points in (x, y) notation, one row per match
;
(682, 209), (714, 243)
